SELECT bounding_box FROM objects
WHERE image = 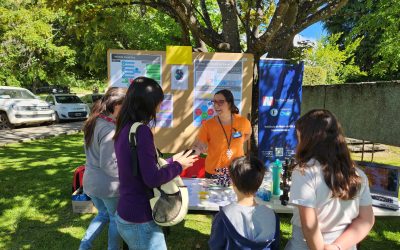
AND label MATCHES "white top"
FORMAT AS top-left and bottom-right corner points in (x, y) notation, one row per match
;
(288, 159), (372, 247)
